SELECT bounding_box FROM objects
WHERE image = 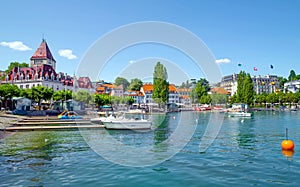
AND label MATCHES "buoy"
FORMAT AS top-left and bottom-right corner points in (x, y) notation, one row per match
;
(281, 128), (295, 151)
(282, 140), (294, 150)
